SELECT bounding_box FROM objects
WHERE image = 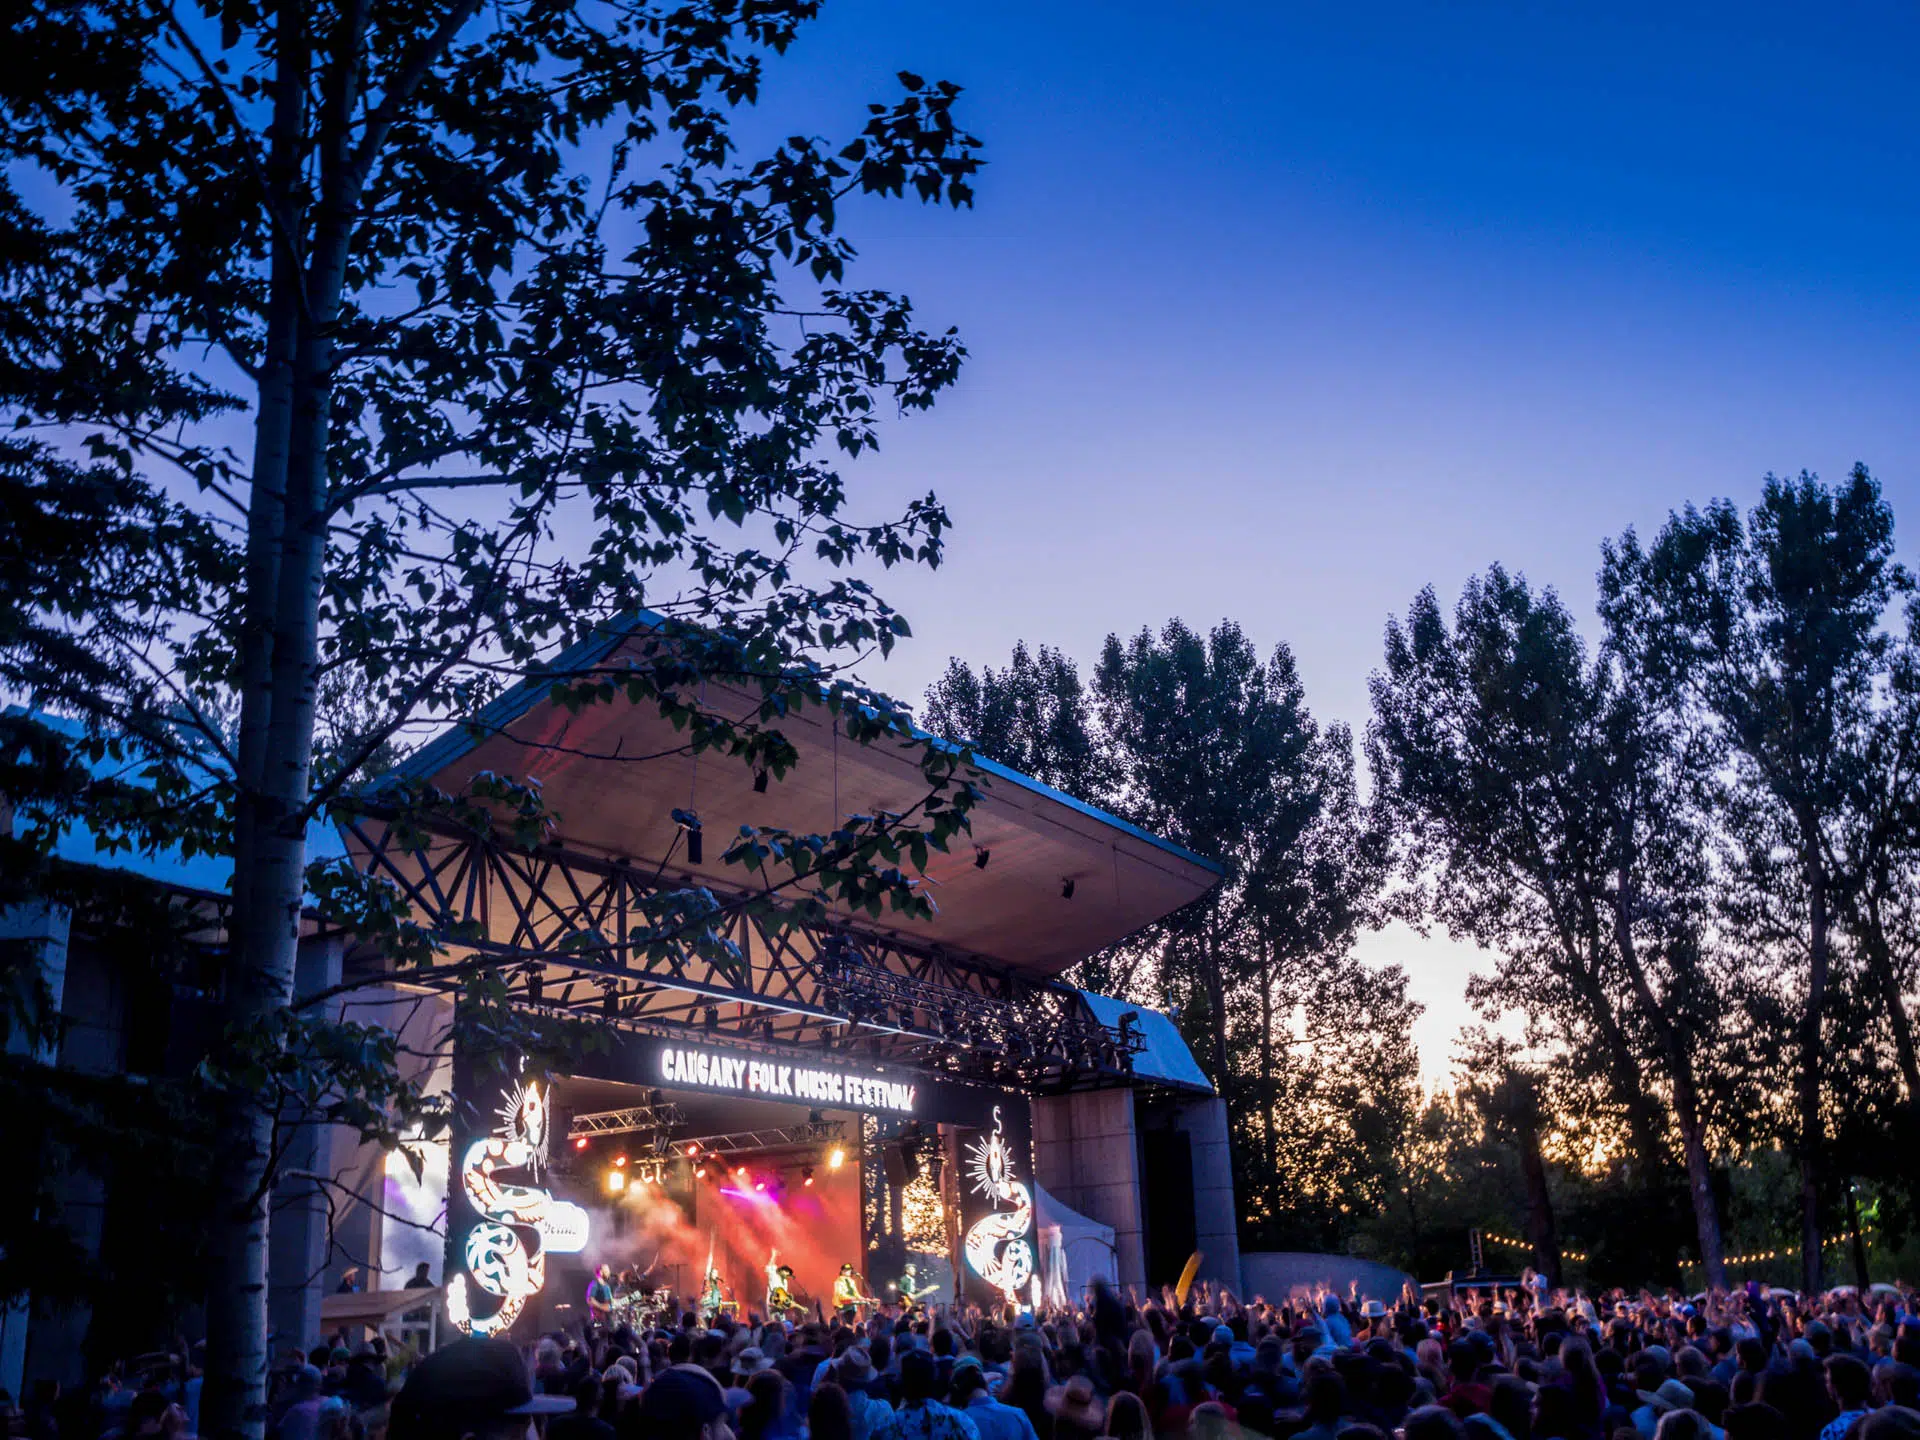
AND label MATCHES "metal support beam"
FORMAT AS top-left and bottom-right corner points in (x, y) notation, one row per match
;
(340, 809), (1144, 1090)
